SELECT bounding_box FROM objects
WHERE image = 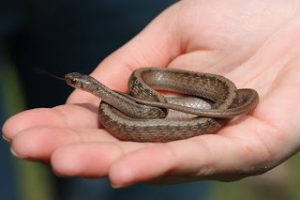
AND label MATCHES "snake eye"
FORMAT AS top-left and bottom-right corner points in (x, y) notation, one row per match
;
(65, 78), (78, 88)
(70, 79), (77, 85)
